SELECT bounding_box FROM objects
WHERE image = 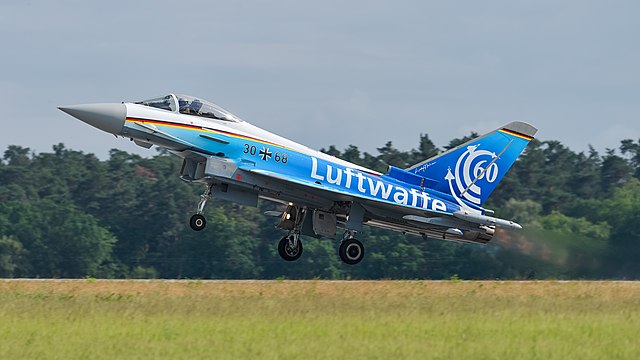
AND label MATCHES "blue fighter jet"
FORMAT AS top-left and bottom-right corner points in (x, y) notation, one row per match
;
(59, 94), (537, 265)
